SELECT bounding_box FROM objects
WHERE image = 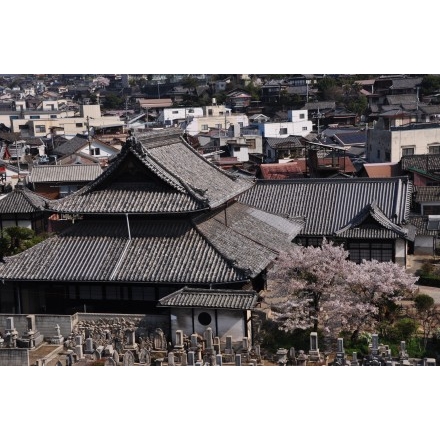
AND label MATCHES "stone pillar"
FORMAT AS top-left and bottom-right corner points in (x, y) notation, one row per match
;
(235, 354), (242, 366)
(75, 344), (84, 359)
(188, 351), (195, 366)
(85, 337), (94, 354)
(310, 332), (318, 351)
(204, 328), (213, 350)
(168, 352), (175, 366)
(190, 334), (198, 351)
(213, 336), (221, 355)
(181, 352), (188, 366)
(216, 354), (223, 366)
(225, 336), (233, 354)
(371, 334), (379, 355)
(175, 330), (184, 350)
